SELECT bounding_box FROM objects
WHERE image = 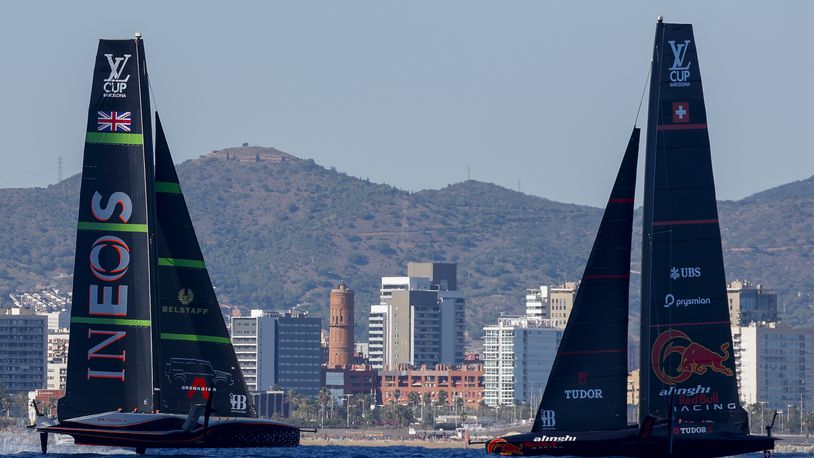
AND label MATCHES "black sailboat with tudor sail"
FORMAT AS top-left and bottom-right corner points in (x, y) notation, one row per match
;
(484, 18), (776, 457)
(35, 35), (300, 454)
(486, 129), (643, 457)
